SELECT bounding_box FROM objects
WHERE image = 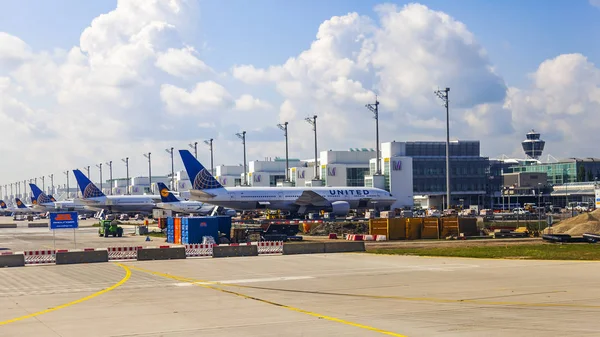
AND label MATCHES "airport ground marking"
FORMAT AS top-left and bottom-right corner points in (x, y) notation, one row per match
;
(0, 264), (131, 326)
(126, 264), (408, 337)
(128, 264), (600, 310)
